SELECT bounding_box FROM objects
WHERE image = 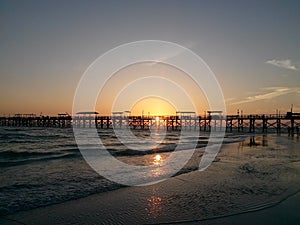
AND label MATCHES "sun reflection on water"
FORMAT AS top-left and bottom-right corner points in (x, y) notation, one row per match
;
(145, 188), (163, 218)
(153, 154), (162, 165)
(151, 154), (164, 177)
(146, 196), (162, 217)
